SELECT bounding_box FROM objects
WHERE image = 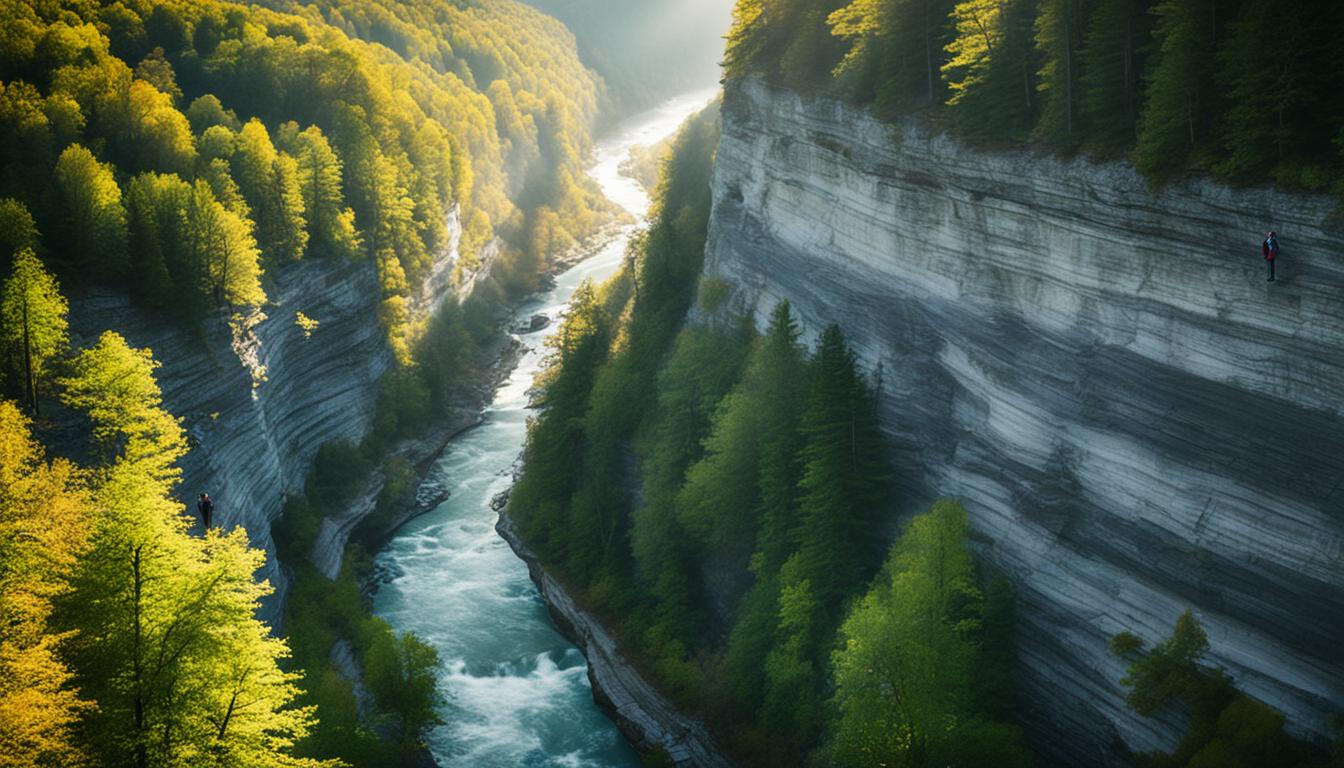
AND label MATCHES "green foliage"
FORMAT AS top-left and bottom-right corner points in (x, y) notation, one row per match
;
(1, 0), (613, 359)
(309, 440), (373, 509)
(51, 331), (338, 768)
(1, 248), (68, 413)
(52, 144), (129, 282)
(1121, 610), (1209, 716)
(1212, 0), (1343, 188)
(829, 501), (1032, 767)
(0, 400), (90, 767)
(361, 619), (443, 748)
(1078, 0), (1152, 152)
(1118, 612), (1331, 768)
(125, 171), (266, 315)
(1130, 0), (1222, 178)
(1034, 0), (1094, 144)
(0, 198), (39, 276)
(829, 0), (958, 116)
(728, 0), (1344, 185)
(283, 560), (419, 768)
(944, 0), (1041, 141)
